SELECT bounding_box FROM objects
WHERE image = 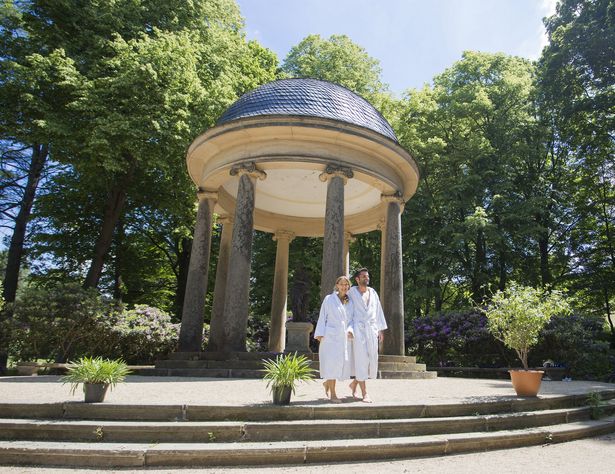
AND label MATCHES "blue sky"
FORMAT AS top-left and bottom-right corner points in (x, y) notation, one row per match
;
(237, 0), (557, 96)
